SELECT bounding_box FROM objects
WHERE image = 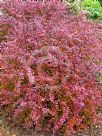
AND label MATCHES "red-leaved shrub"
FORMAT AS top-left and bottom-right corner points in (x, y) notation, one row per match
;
(0, 0), (102, 135)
